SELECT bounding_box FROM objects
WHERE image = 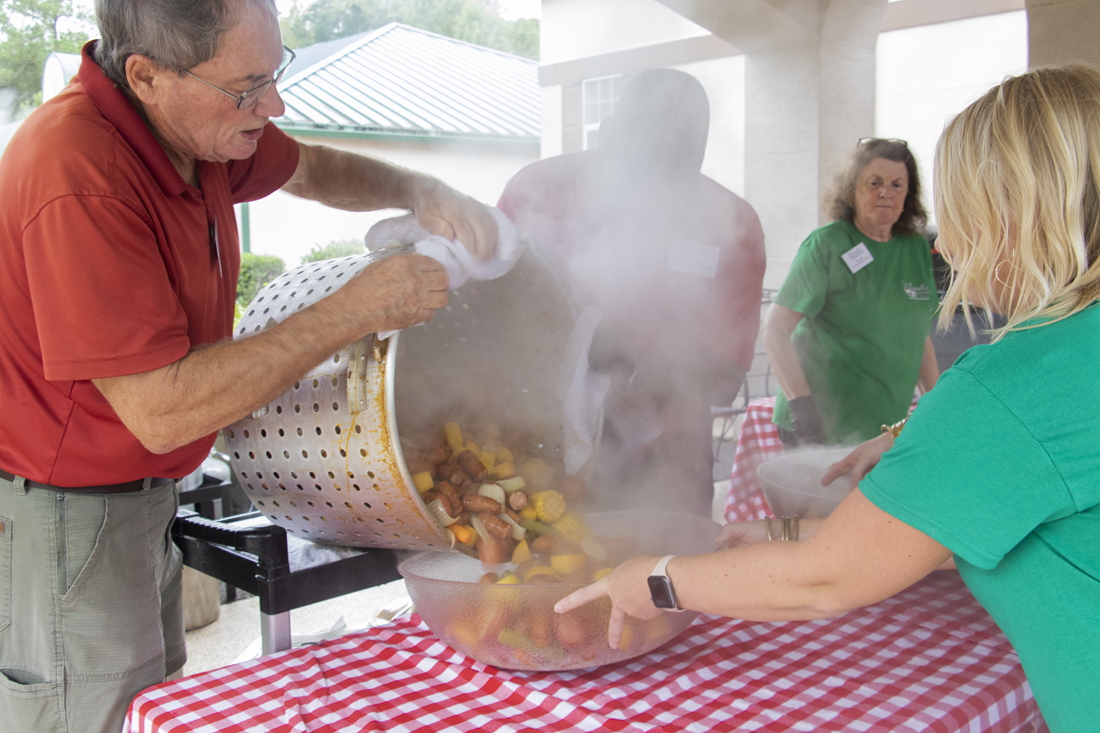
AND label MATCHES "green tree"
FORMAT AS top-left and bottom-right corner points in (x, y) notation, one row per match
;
(0, 0), (95, 116)
(280, 0), (537, 60)
(237, 253), (286, 309)
(301, 238), (364, 263)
